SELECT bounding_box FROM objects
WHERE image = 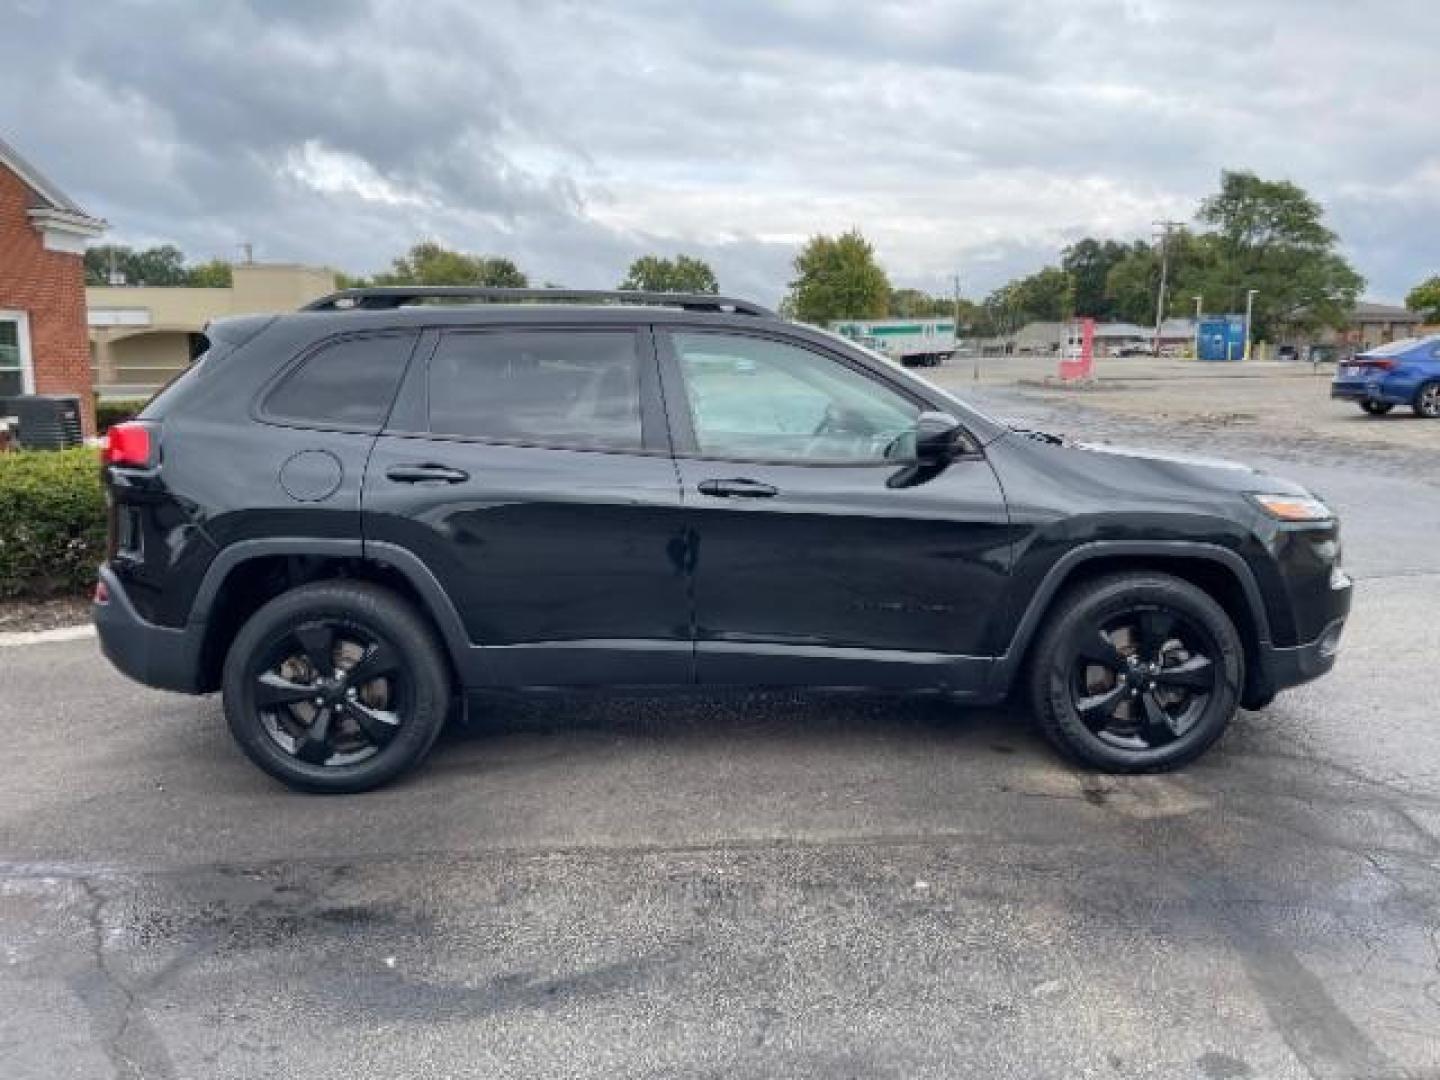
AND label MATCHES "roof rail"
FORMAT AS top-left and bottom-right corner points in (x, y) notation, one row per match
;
(300, 286), (776, 317)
